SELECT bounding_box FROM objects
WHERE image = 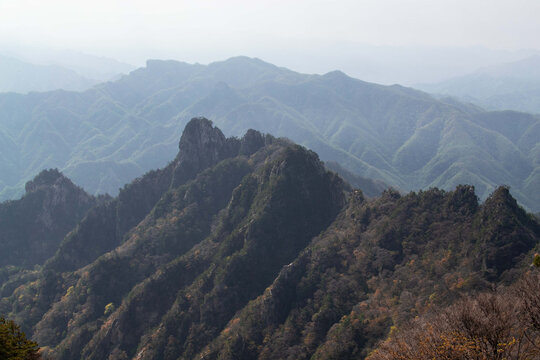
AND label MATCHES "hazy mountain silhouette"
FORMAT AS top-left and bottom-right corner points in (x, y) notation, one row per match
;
(0, 55), (98, 93)
(0, 56), (538, 211)
(418, 55), (540, 114)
